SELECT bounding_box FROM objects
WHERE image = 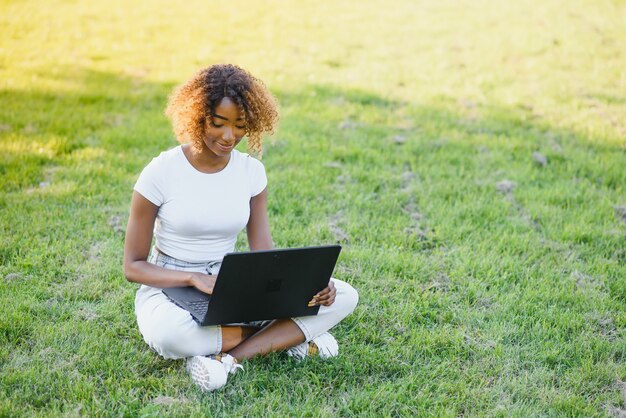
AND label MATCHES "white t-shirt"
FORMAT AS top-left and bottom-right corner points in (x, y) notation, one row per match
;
(134, 146), (267, 262)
